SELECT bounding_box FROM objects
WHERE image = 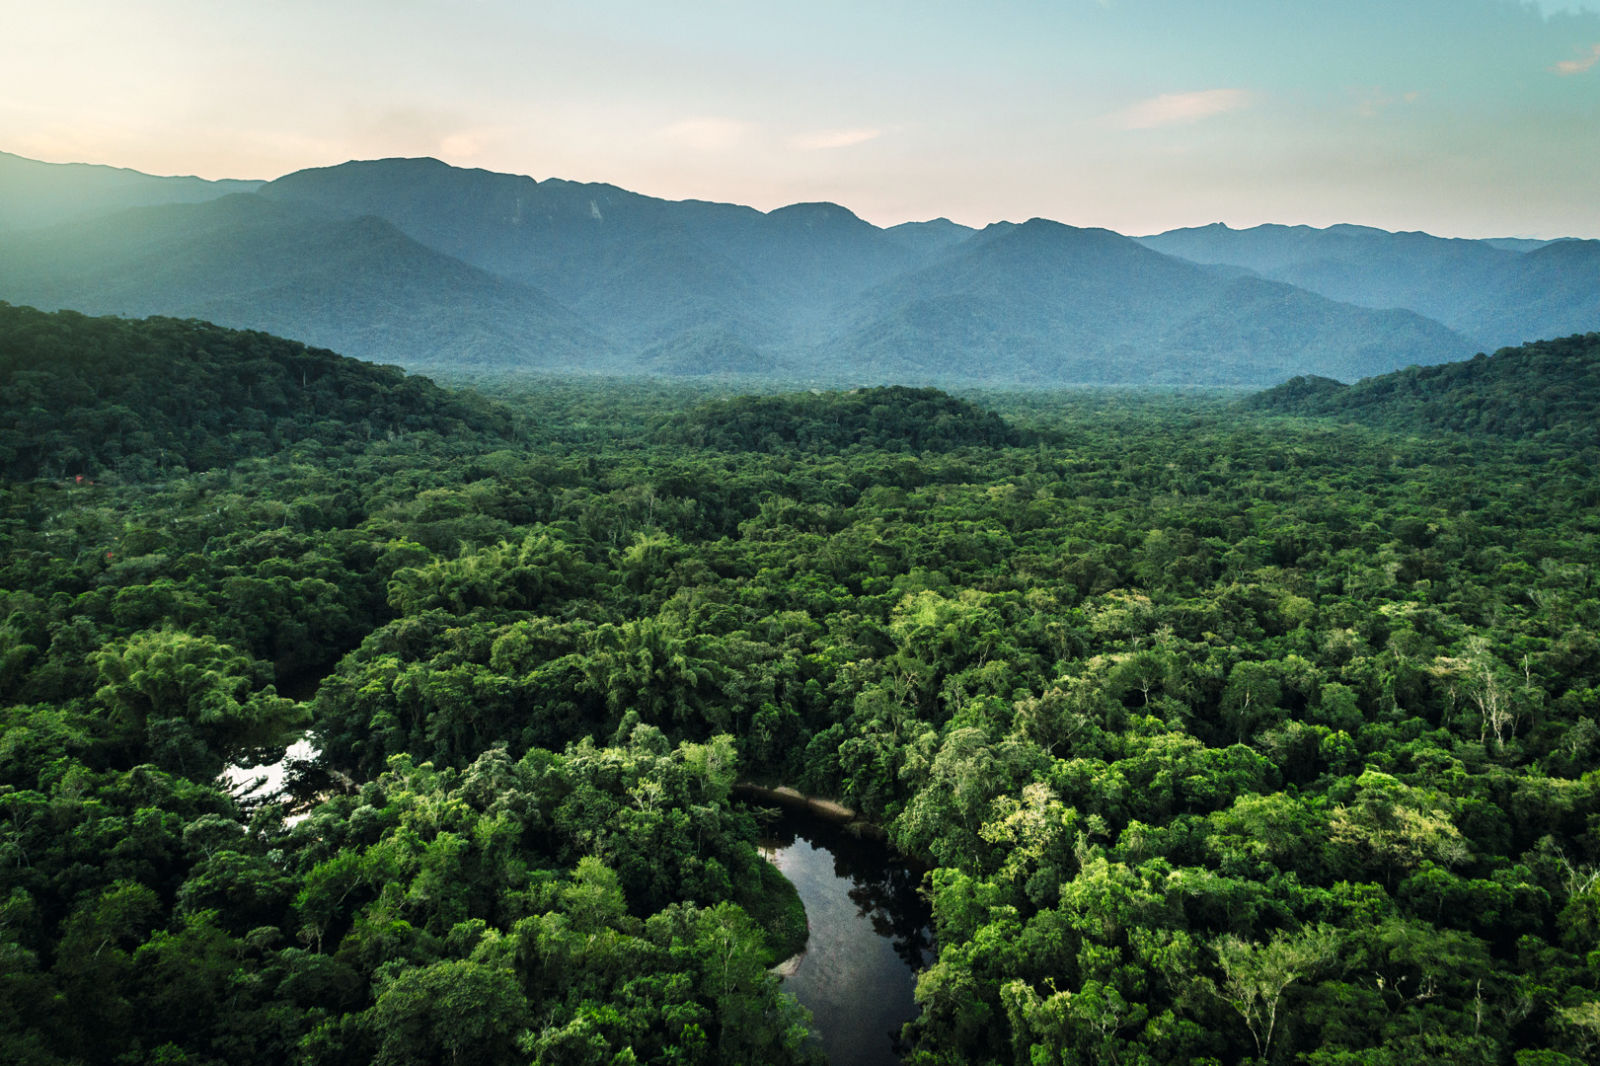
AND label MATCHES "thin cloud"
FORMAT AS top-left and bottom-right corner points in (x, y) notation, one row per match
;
(1353, 87), (1423, 118)
(654, 117), (752, 150)
(1554, 42), (1600, 74)
(791, 127), (882, 150)
(1112, 88), (1251, 130)
(440, 129), (498, 158)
